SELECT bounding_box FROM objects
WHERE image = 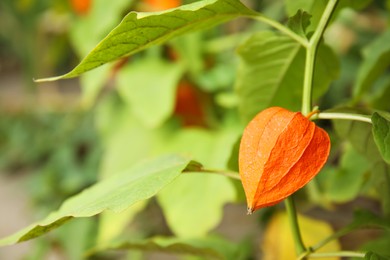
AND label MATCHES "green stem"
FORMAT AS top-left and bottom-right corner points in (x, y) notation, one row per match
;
(302, 46), (316, 115)
(315, 112), (372, 123)
(310, 224), (356, 252)
(289, 0), (340, 257)
(301, 0), (339, 115)
(301, 251), (366, 259)
(186, 169), (241, 180)
(285, 197), (306, 256)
